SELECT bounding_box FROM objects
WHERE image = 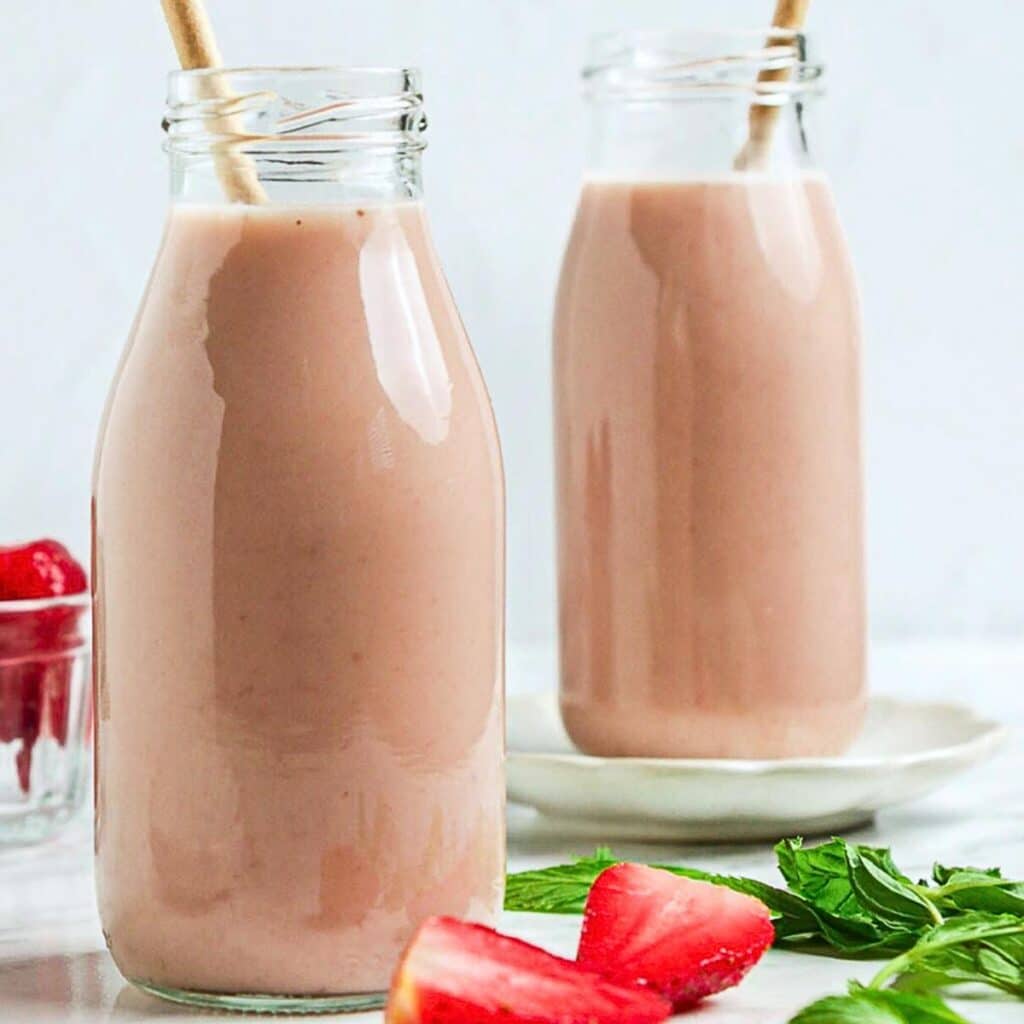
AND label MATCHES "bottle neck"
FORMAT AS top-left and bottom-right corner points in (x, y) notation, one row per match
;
(168, 148), (424, 205)
(582, 28), (823, 179)
(164, 66), (427, 206)
(585, 96), (818, 179)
